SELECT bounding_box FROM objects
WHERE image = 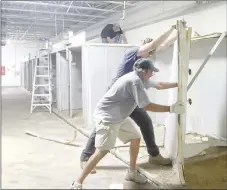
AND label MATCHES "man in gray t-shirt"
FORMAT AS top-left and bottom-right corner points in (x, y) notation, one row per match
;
(93, 70), (156, 124)
(71, 58), (185, 189)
